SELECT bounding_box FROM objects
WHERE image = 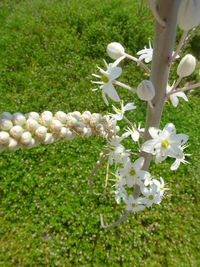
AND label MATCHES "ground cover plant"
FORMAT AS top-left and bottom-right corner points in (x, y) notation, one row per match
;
(0, 0), (200, 266)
